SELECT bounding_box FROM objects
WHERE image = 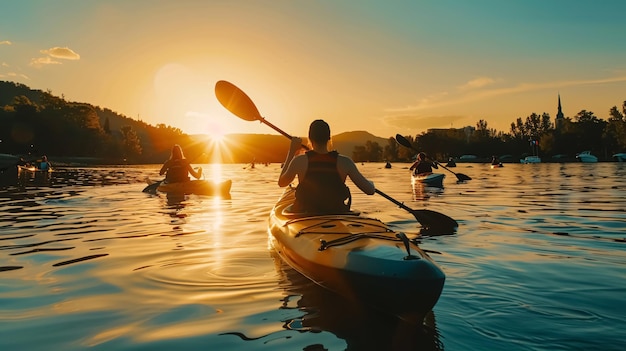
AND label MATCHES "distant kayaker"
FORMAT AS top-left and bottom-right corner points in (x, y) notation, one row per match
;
(159, 145), (202, 183)
(15, 156), (30, 167)
(410, 152), (438, 176)
(278, 119), (375, 213)
(491, 155), (501, 165)
(39, 155), (52, 172)
(445, 157), (456, 167)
